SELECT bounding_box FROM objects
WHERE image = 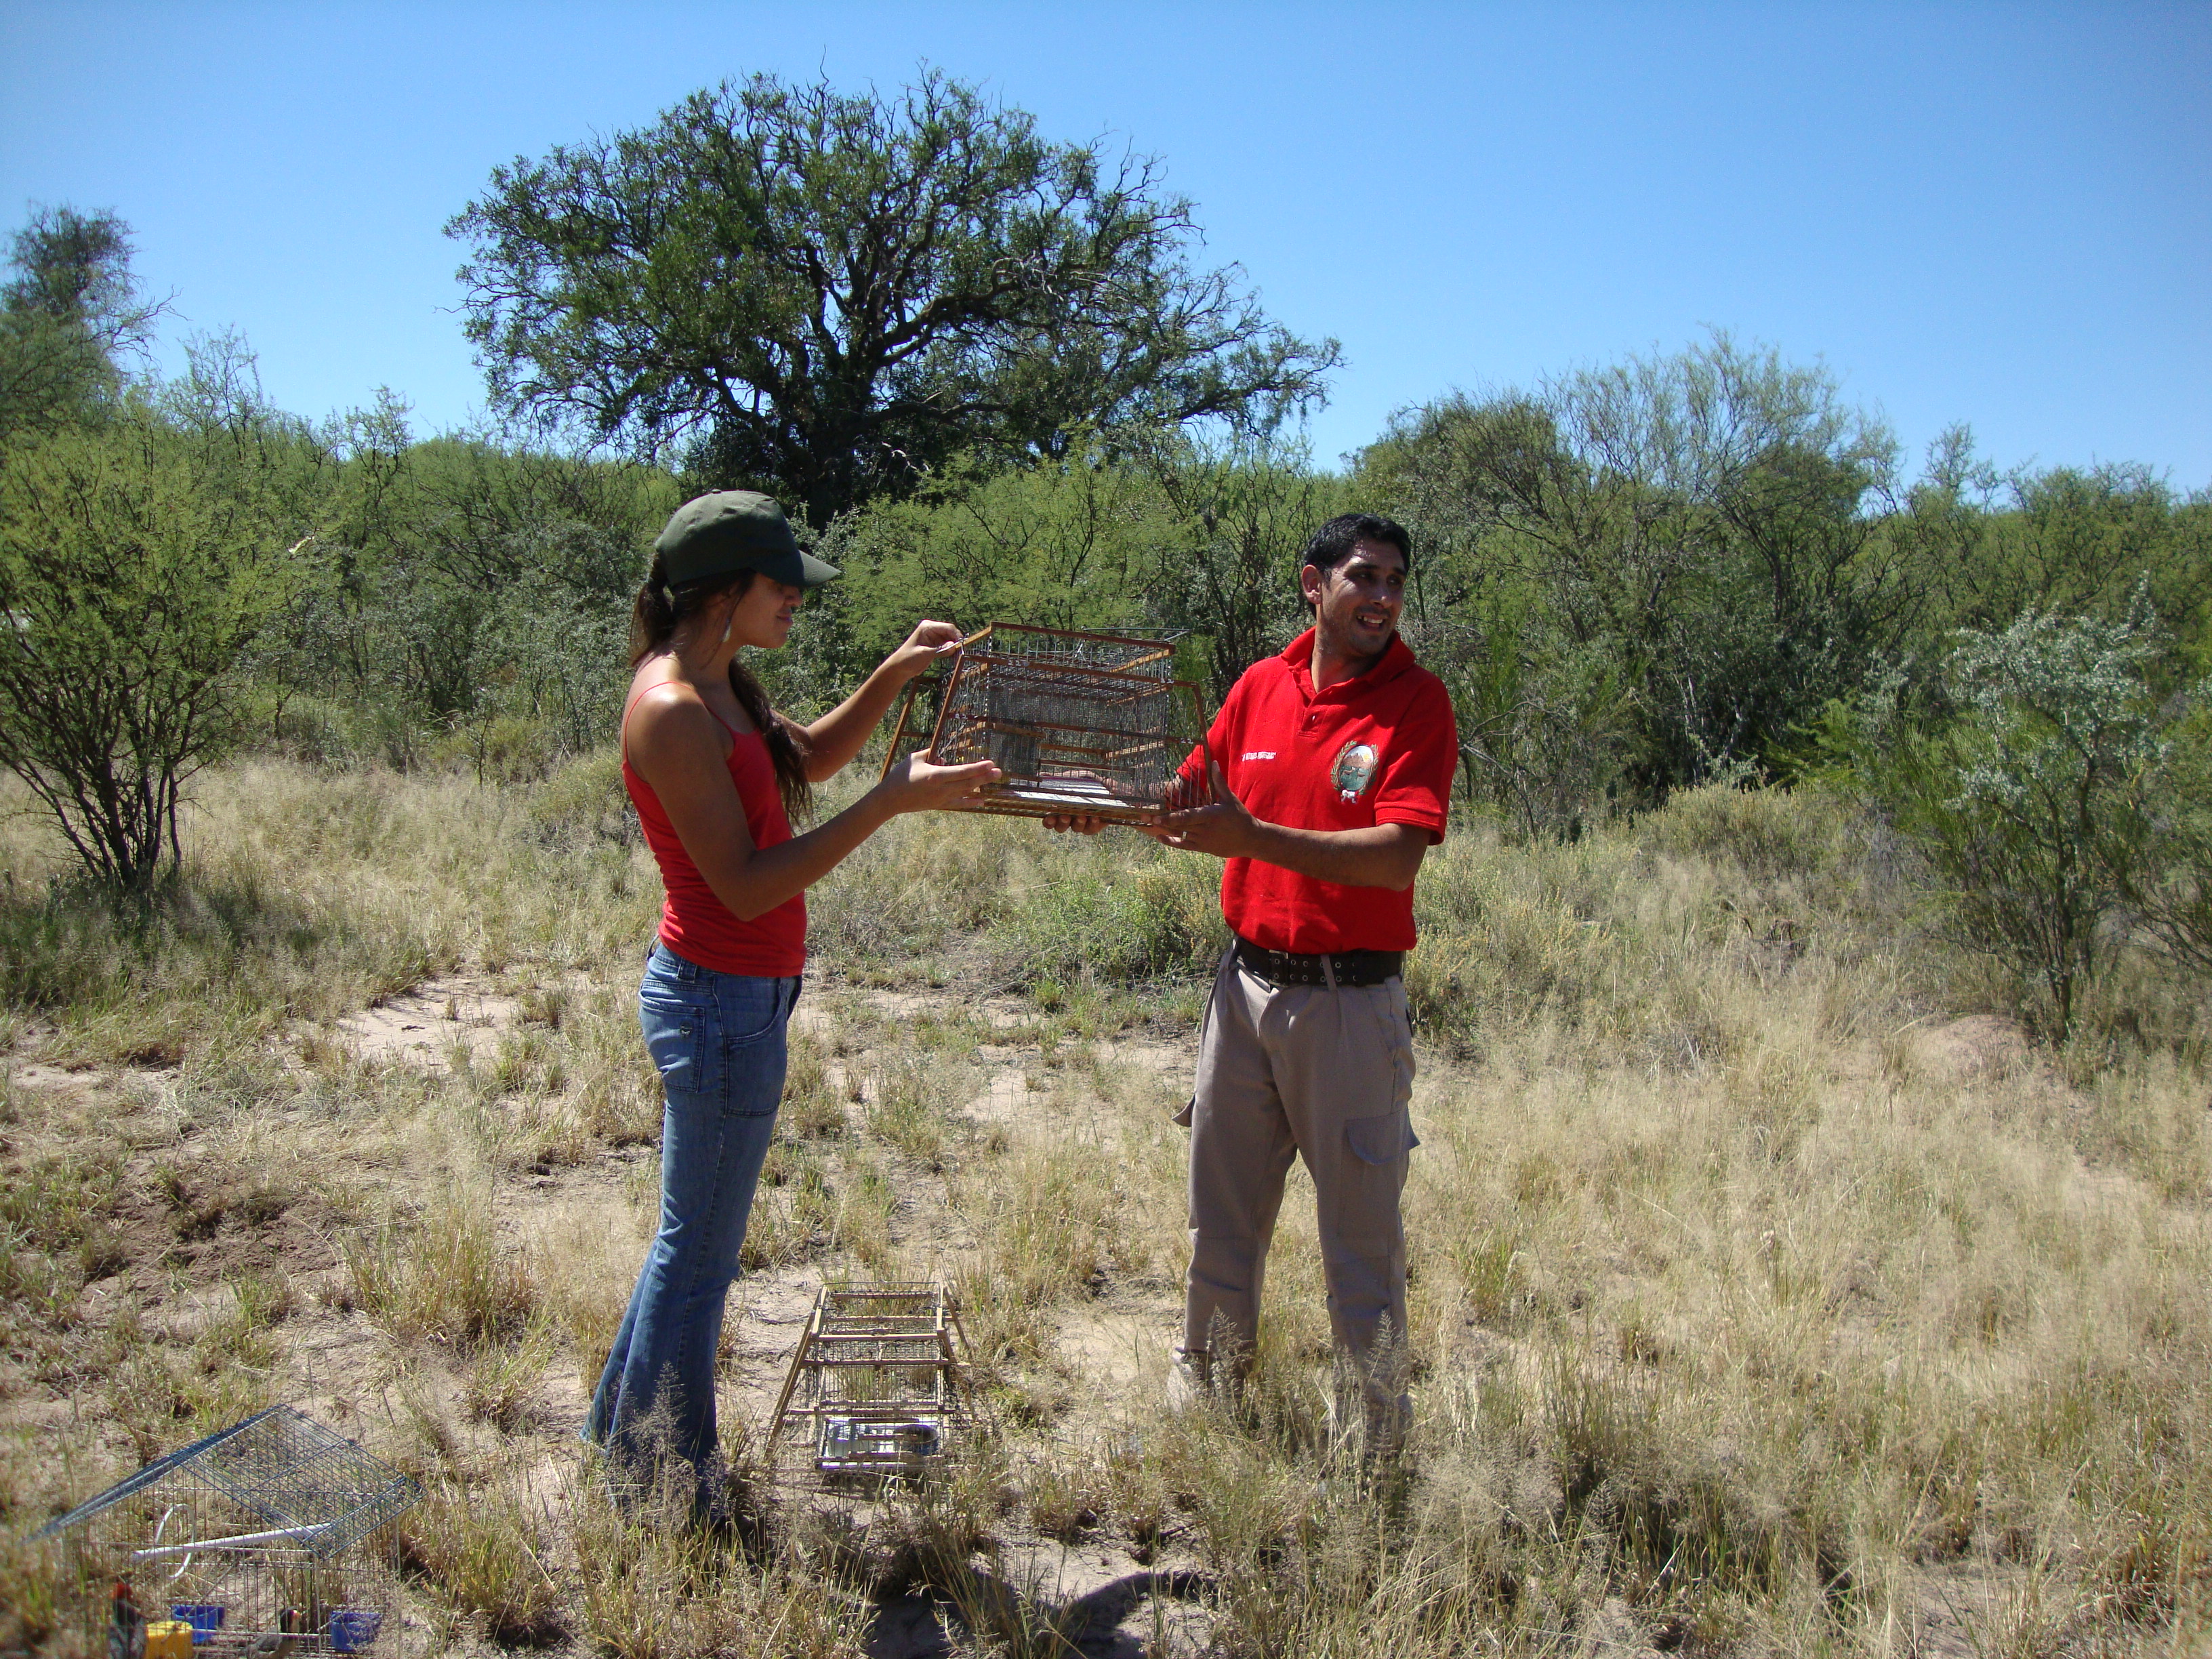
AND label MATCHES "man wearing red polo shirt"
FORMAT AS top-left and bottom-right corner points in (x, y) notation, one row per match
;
(1059, 513), (1456, 1453)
